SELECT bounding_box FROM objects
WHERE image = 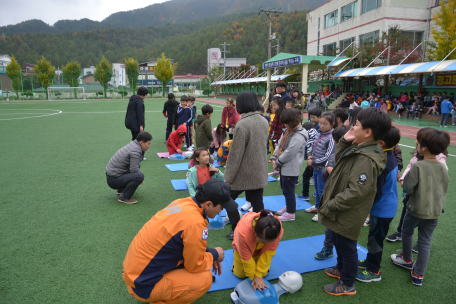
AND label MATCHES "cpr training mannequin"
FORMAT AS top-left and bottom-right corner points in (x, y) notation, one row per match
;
(231, 210), (283, 291)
